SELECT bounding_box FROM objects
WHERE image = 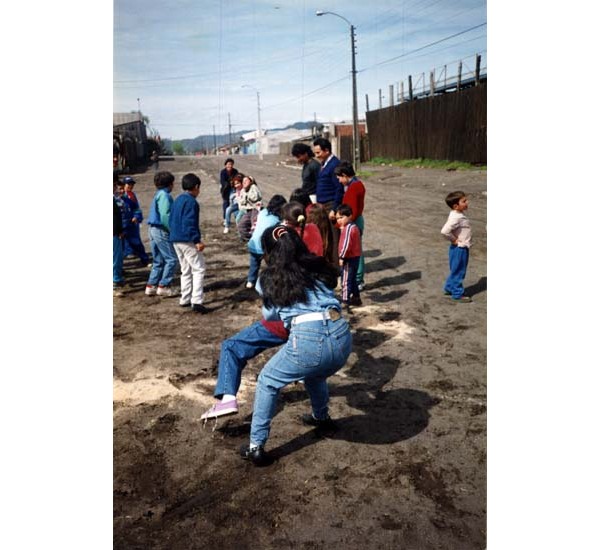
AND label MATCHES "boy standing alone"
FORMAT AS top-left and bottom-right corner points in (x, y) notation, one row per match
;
(441, 191), (472, 303)
(169, 173), (208, 314)
(145, 171), (178, 297)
